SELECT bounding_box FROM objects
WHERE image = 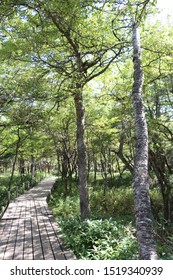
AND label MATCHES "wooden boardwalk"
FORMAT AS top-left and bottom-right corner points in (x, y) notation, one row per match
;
(0, 177), (75, 260)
